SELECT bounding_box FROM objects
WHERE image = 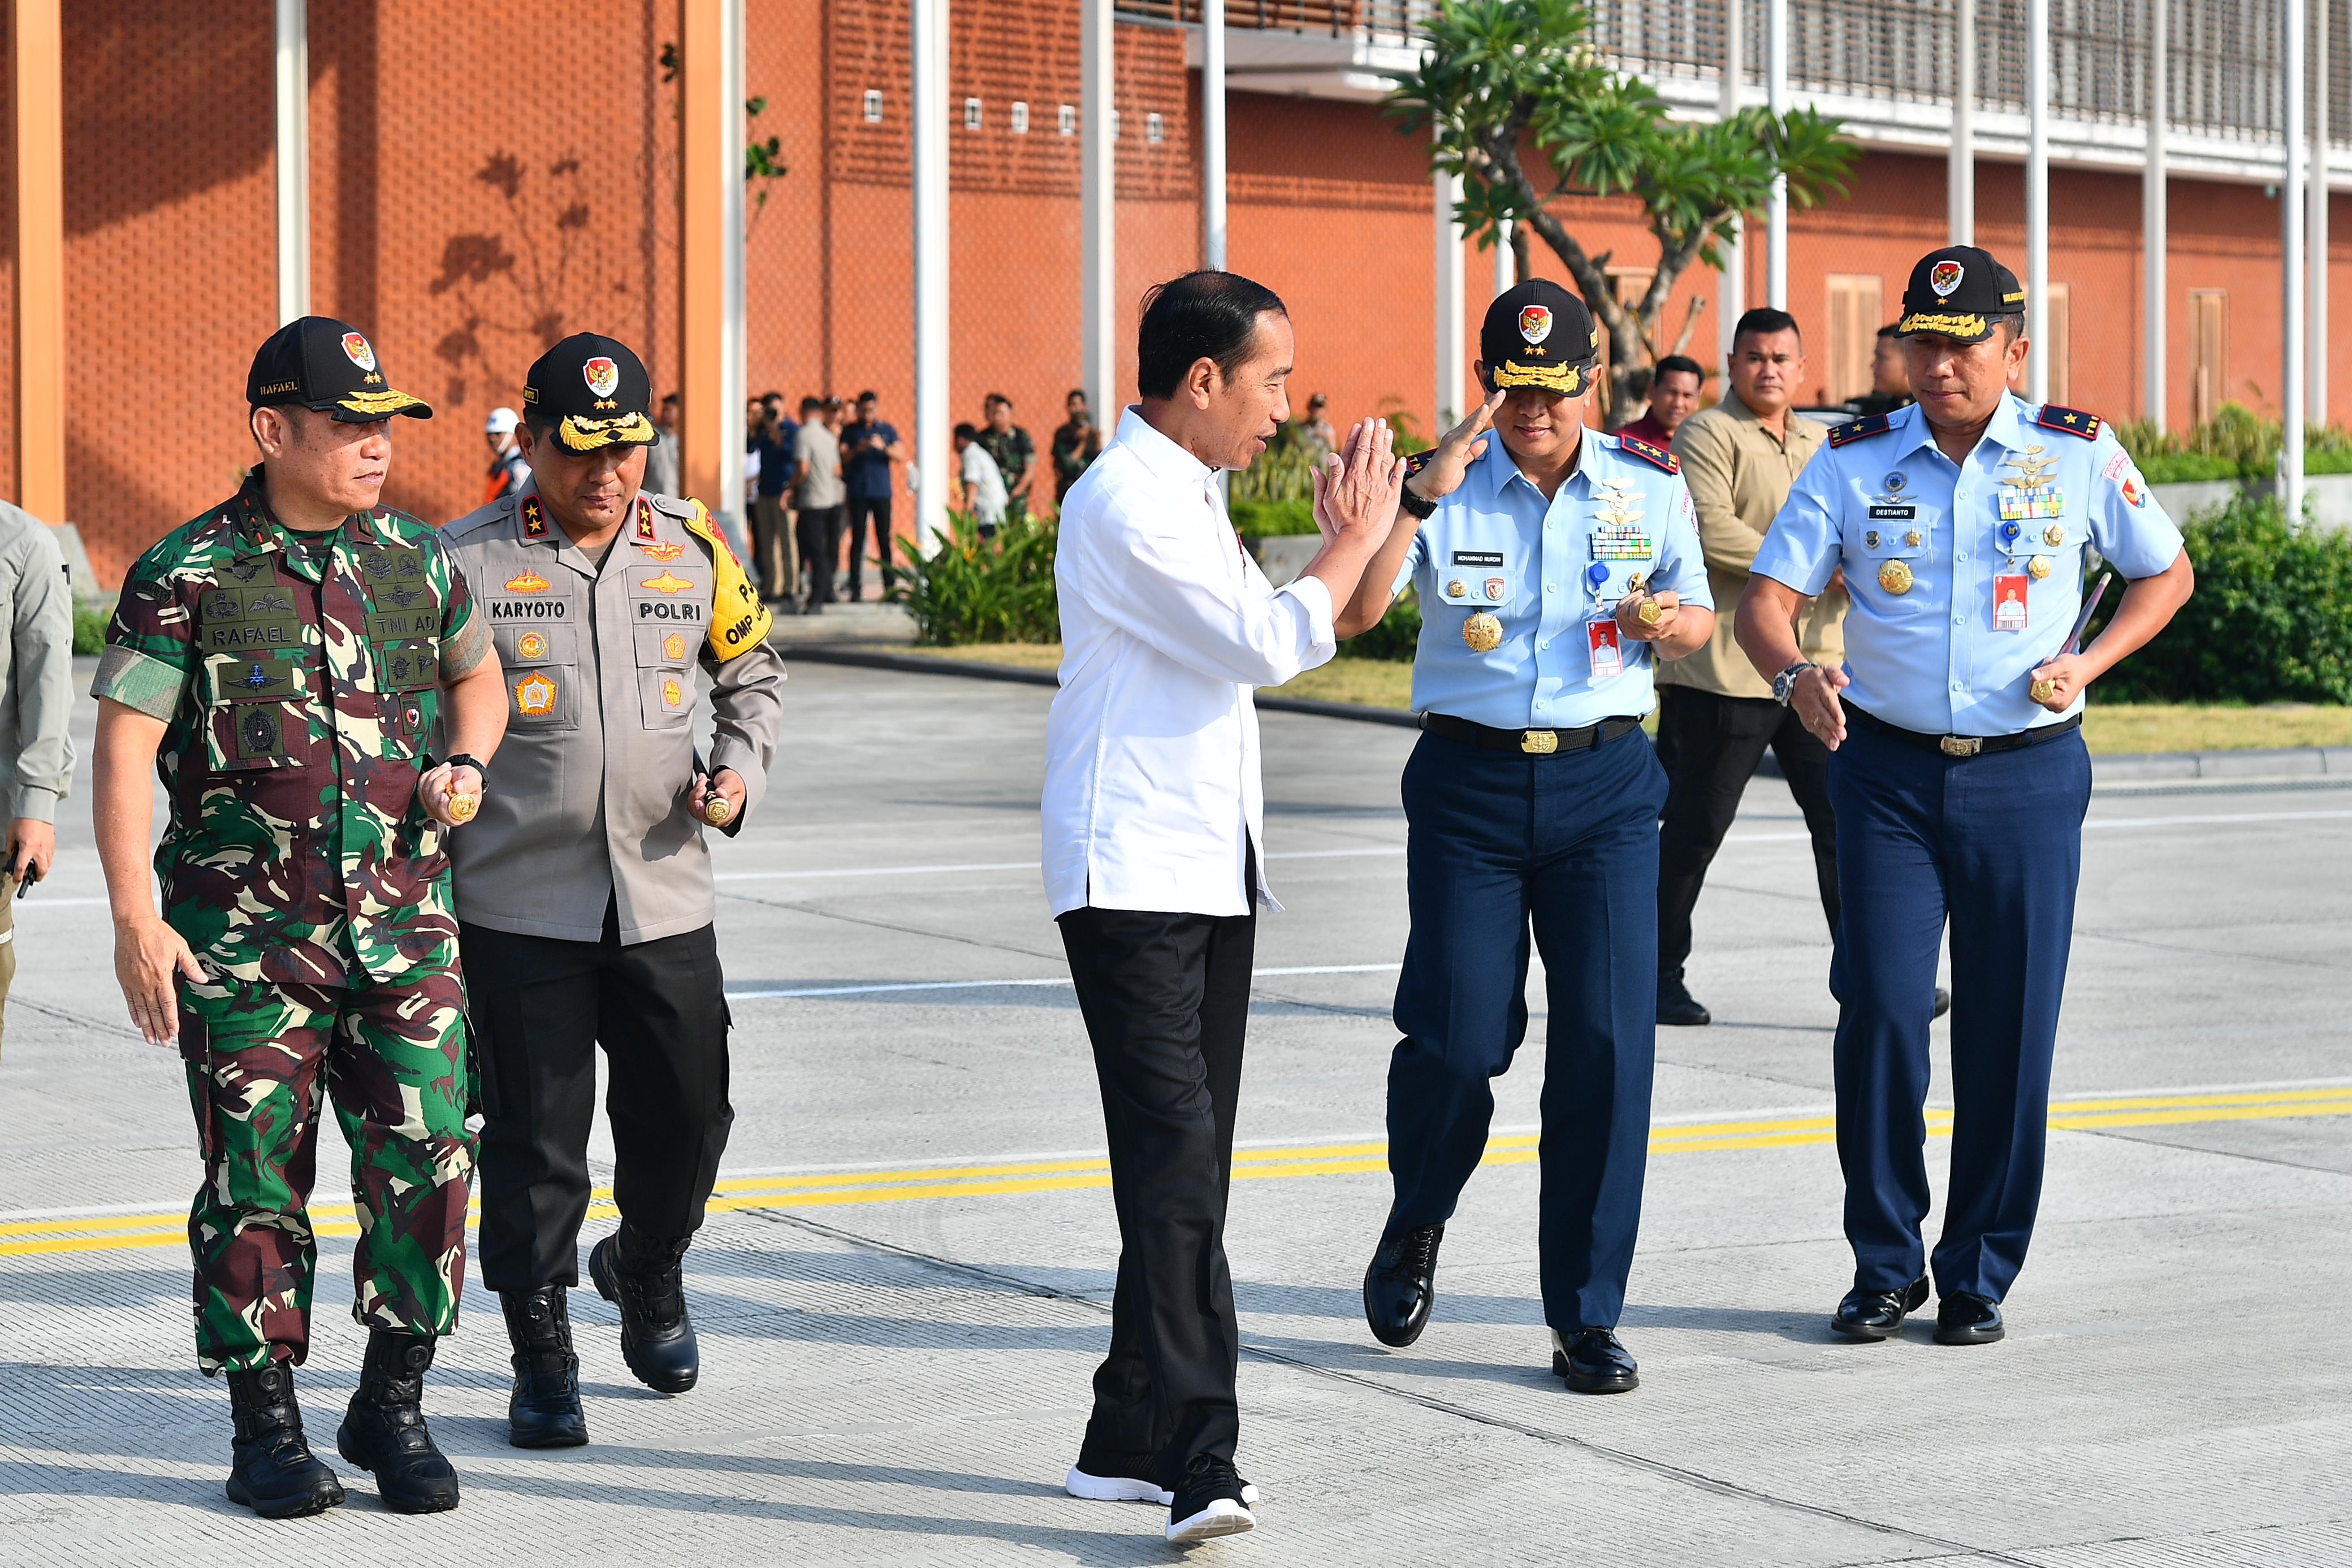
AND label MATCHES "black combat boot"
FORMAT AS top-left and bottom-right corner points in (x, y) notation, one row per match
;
(224, 1361), (346, 1519)
(335, 1329), (461, 1513)
(500, 1286), (589, 1448)
(588, 1224), (700, 1393)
